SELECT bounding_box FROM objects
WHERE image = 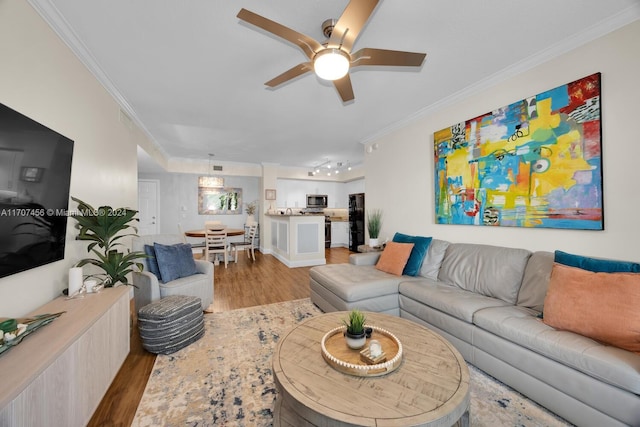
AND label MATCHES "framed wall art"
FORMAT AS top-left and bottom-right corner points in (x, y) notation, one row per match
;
(434, 72), (603, 230)
(198, 187), (242, 215)
(265, 189), (276, 200)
